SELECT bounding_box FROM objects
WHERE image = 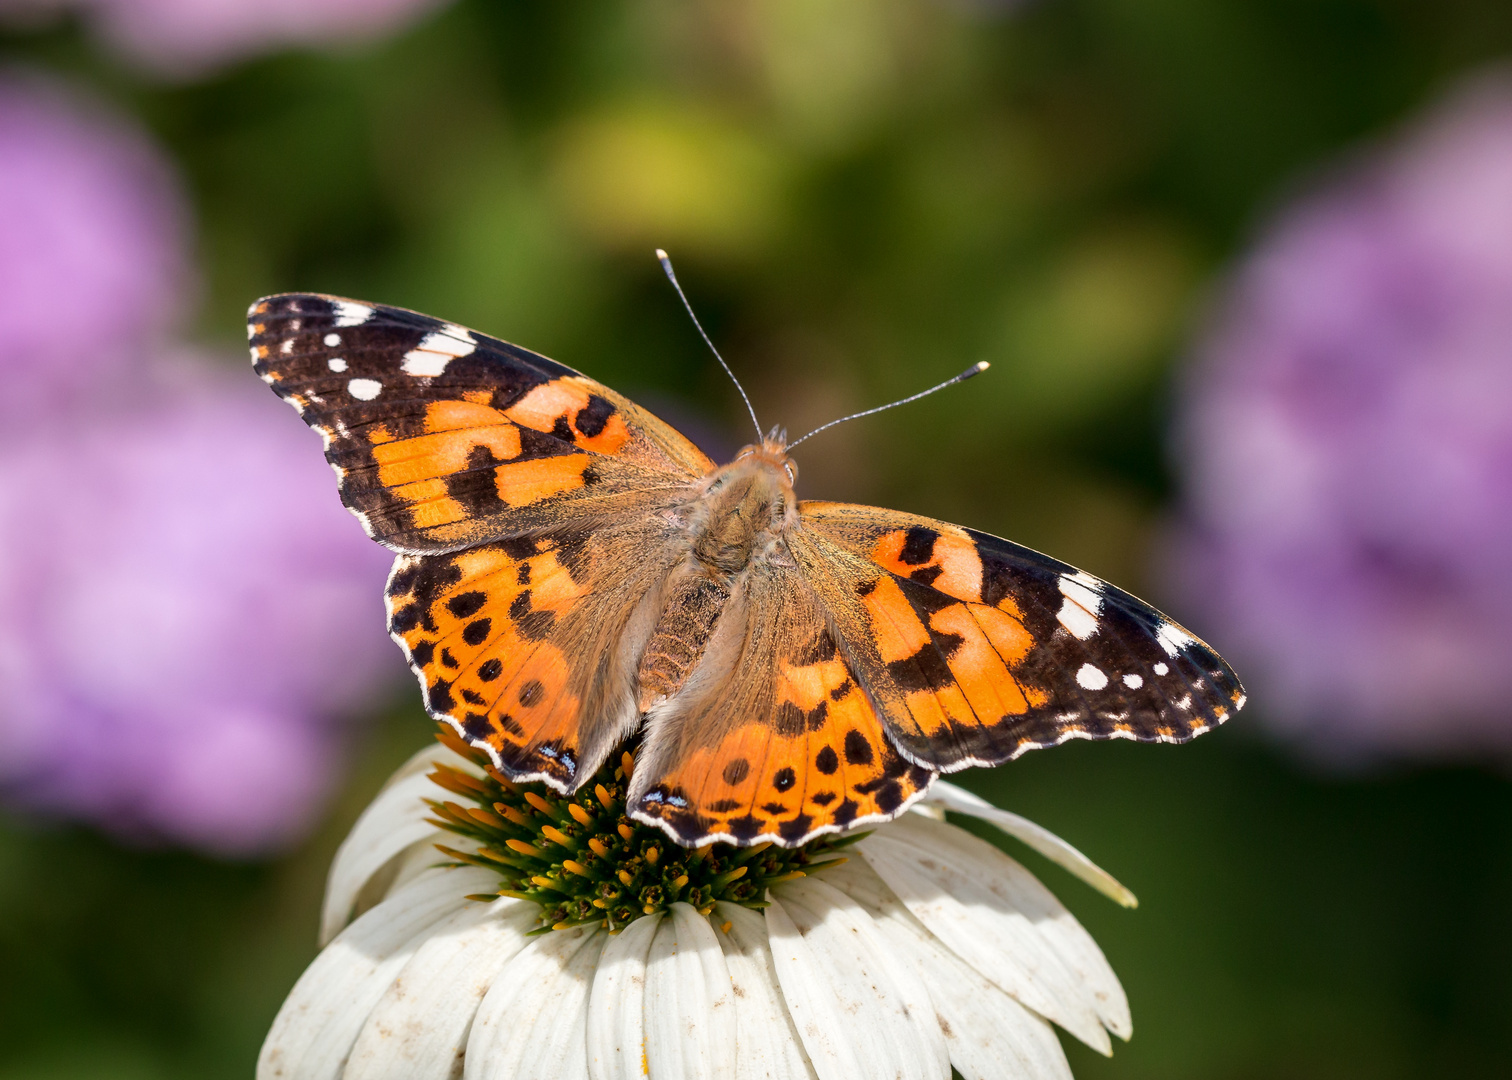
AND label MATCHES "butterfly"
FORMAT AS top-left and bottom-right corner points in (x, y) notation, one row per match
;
(250, 290), (1244, 848)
